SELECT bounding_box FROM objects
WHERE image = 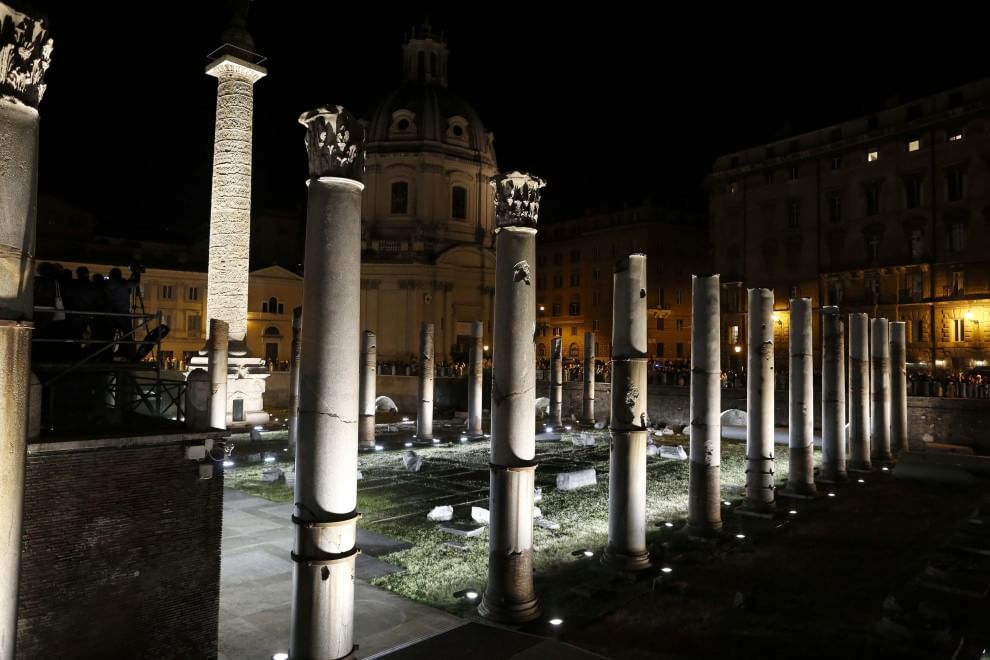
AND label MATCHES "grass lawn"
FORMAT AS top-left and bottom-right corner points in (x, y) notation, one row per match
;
(226, 429), (807, 614)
